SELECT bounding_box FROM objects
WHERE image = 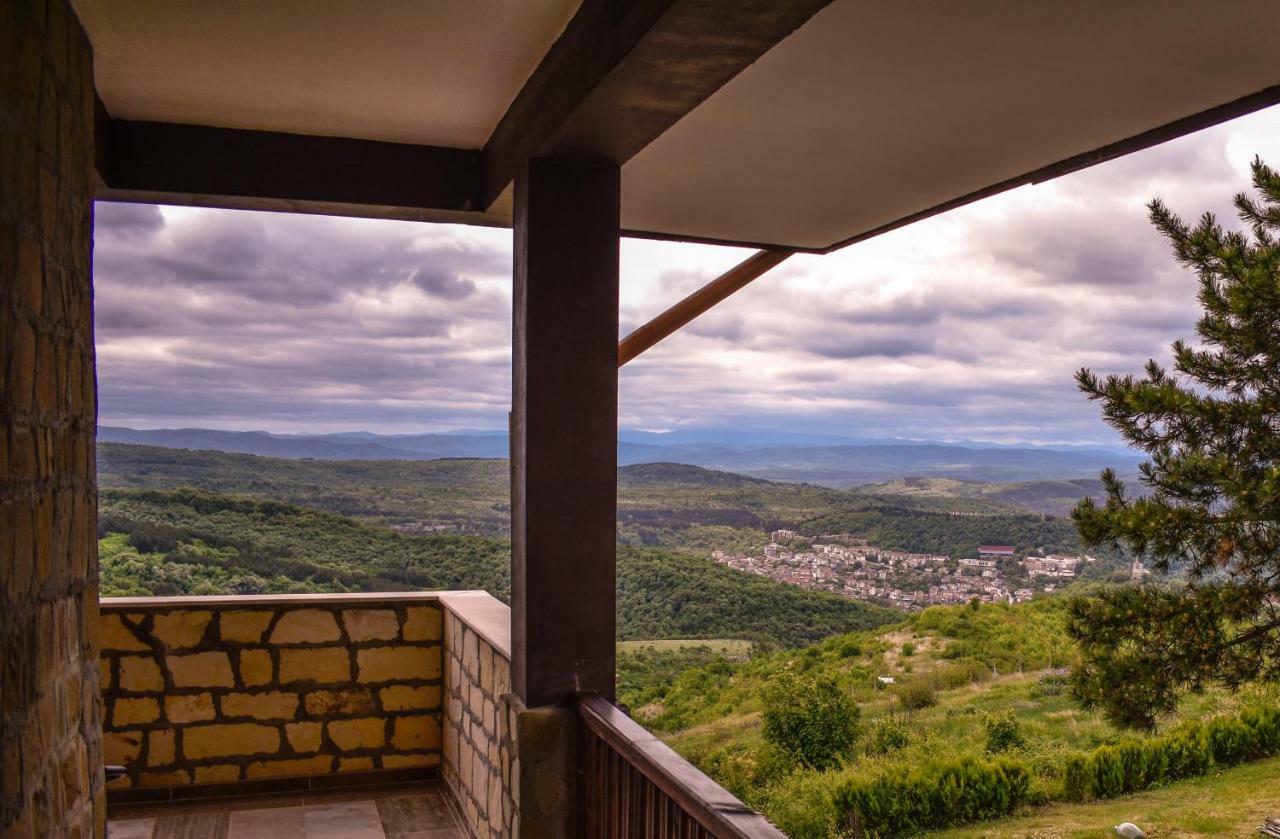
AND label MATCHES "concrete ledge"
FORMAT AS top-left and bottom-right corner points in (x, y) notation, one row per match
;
(101, 591), (452, 610)
(438, 591), (511, 660)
